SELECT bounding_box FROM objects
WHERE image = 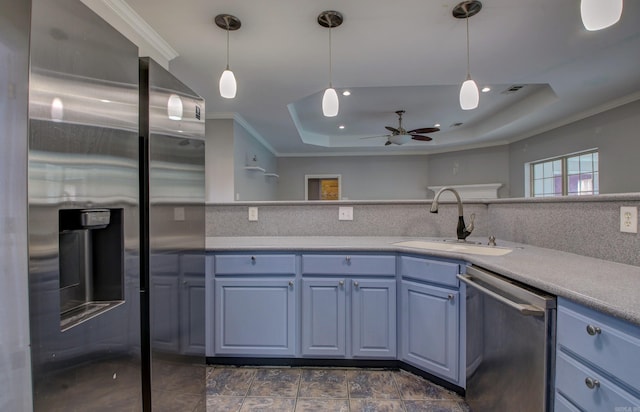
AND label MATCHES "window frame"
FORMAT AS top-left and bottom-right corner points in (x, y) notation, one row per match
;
(528, 149), (599, 197)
